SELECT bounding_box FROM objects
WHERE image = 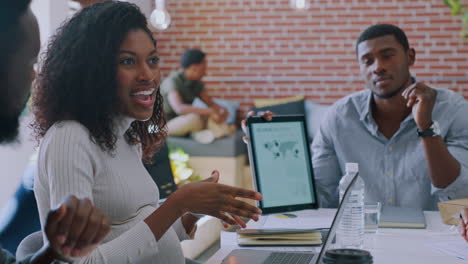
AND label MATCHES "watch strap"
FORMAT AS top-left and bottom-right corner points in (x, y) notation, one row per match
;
(417, 128), (435, 137)
(417, 121), (440, 137)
